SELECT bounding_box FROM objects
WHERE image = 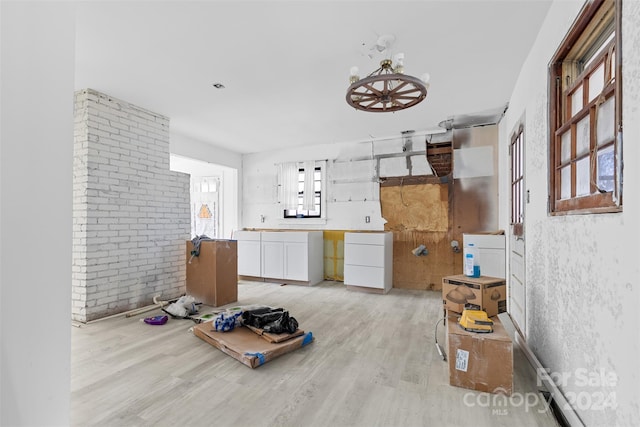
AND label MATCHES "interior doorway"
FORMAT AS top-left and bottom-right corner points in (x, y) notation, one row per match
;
(170, 155), (239, 240)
